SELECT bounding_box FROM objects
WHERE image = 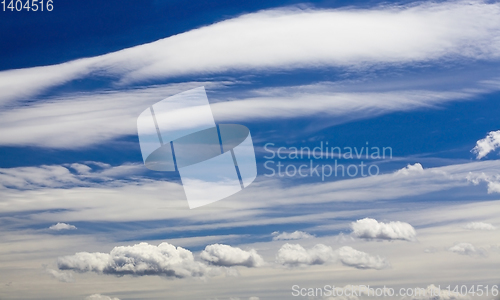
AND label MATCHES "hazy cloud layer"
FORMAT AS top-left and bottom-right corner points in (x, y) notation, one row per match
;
(200, 244), (264, 267)
(85, 295), (120, 300)
(272, 231), (314, 240)
(351, 218), (417, 241)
